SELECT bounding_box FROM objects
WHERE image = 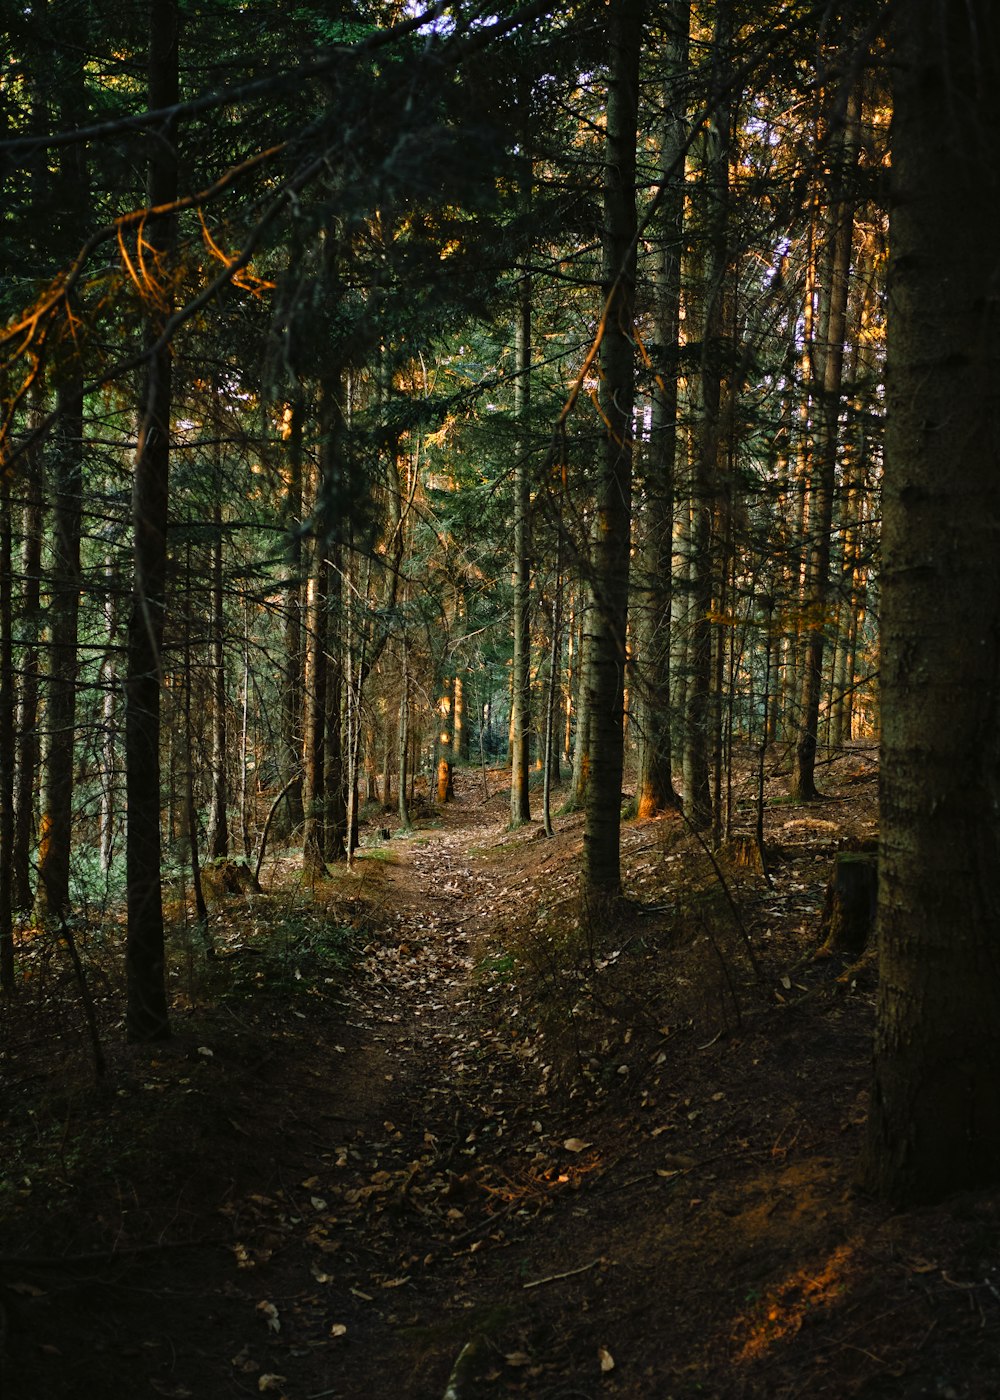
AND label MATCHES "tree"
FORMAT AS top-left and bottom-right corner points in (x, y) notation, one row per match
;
(124, 0), (180, 1043)
(864, 0), (1000, 1202)
(633, 0), (688, 820)
(33, 3), (88, 919)
(789, 75), (860, 800)
(582, 0), (642, 895)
